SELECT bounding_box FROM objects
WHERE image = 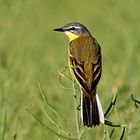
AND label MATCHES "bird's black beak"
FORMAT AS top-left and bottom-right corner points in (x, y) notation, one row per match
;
(53, 28), (64, 32)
